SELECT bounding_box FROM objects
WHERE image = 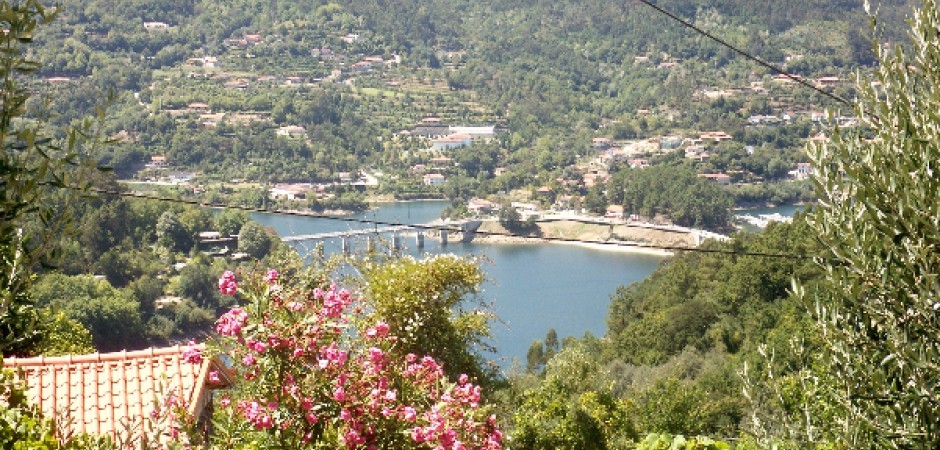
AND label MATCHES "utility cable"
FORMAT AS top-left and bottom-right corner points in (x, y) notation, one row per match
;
(74, 185), (820, 261)
(631, 0), (853, 107)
